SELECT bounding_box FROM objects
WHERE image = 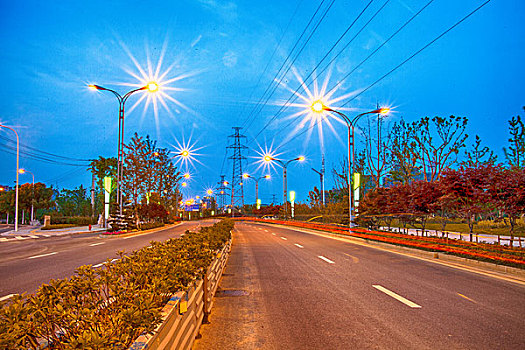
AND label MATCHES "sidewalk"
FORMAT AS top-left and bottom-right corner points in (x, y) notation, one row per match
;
(380, 226), (525, 248)
(0, 224), (106, 237)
